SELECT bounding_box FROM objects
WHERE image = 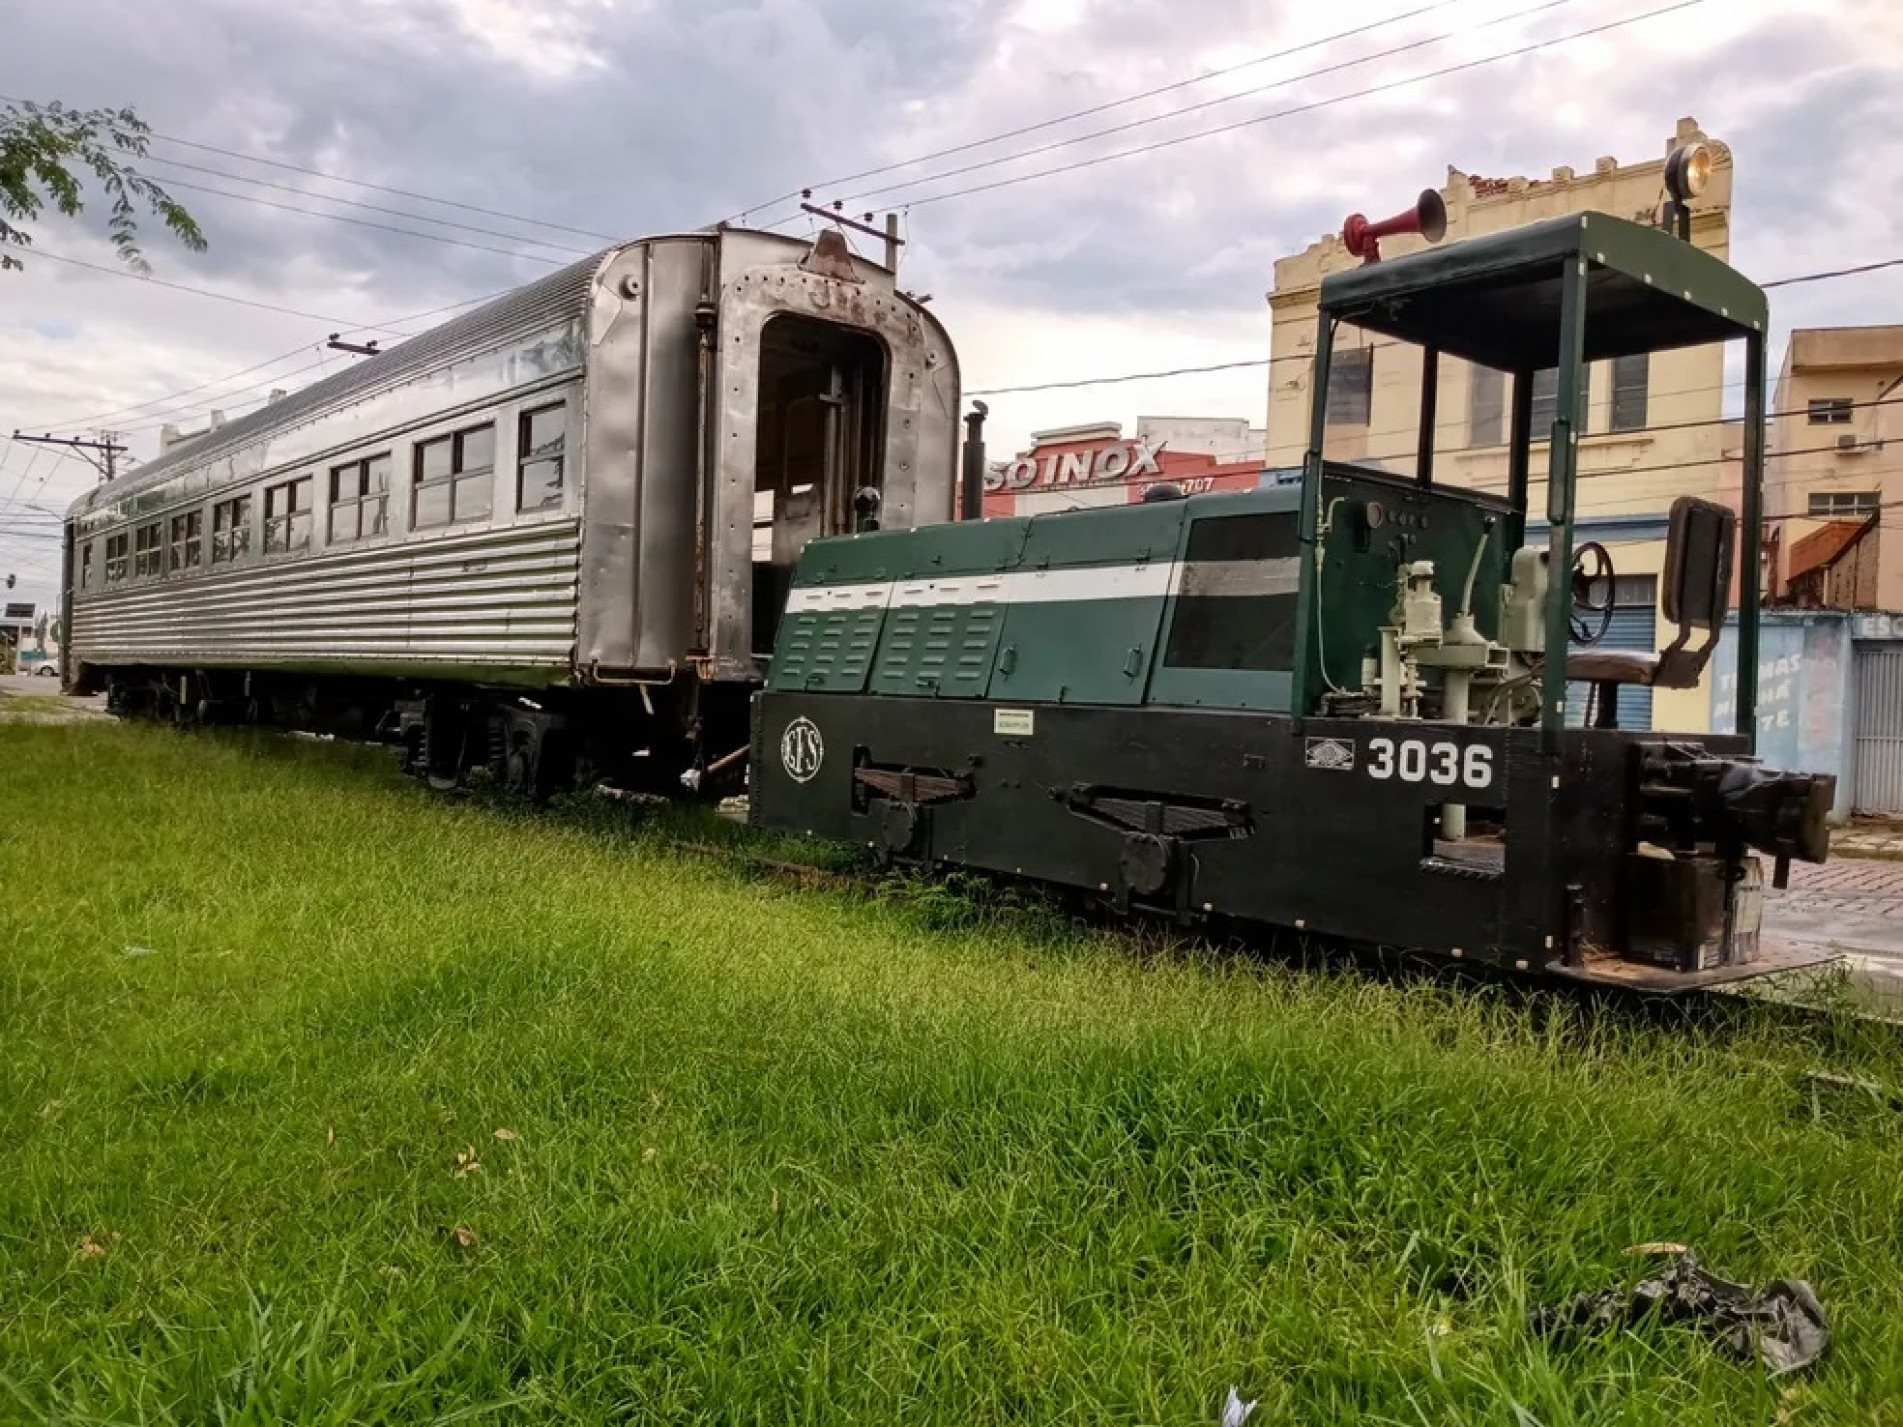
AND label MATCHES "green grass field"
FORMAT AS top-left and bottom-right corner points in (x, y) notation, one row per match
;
(5, 720), (1903, 1424)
